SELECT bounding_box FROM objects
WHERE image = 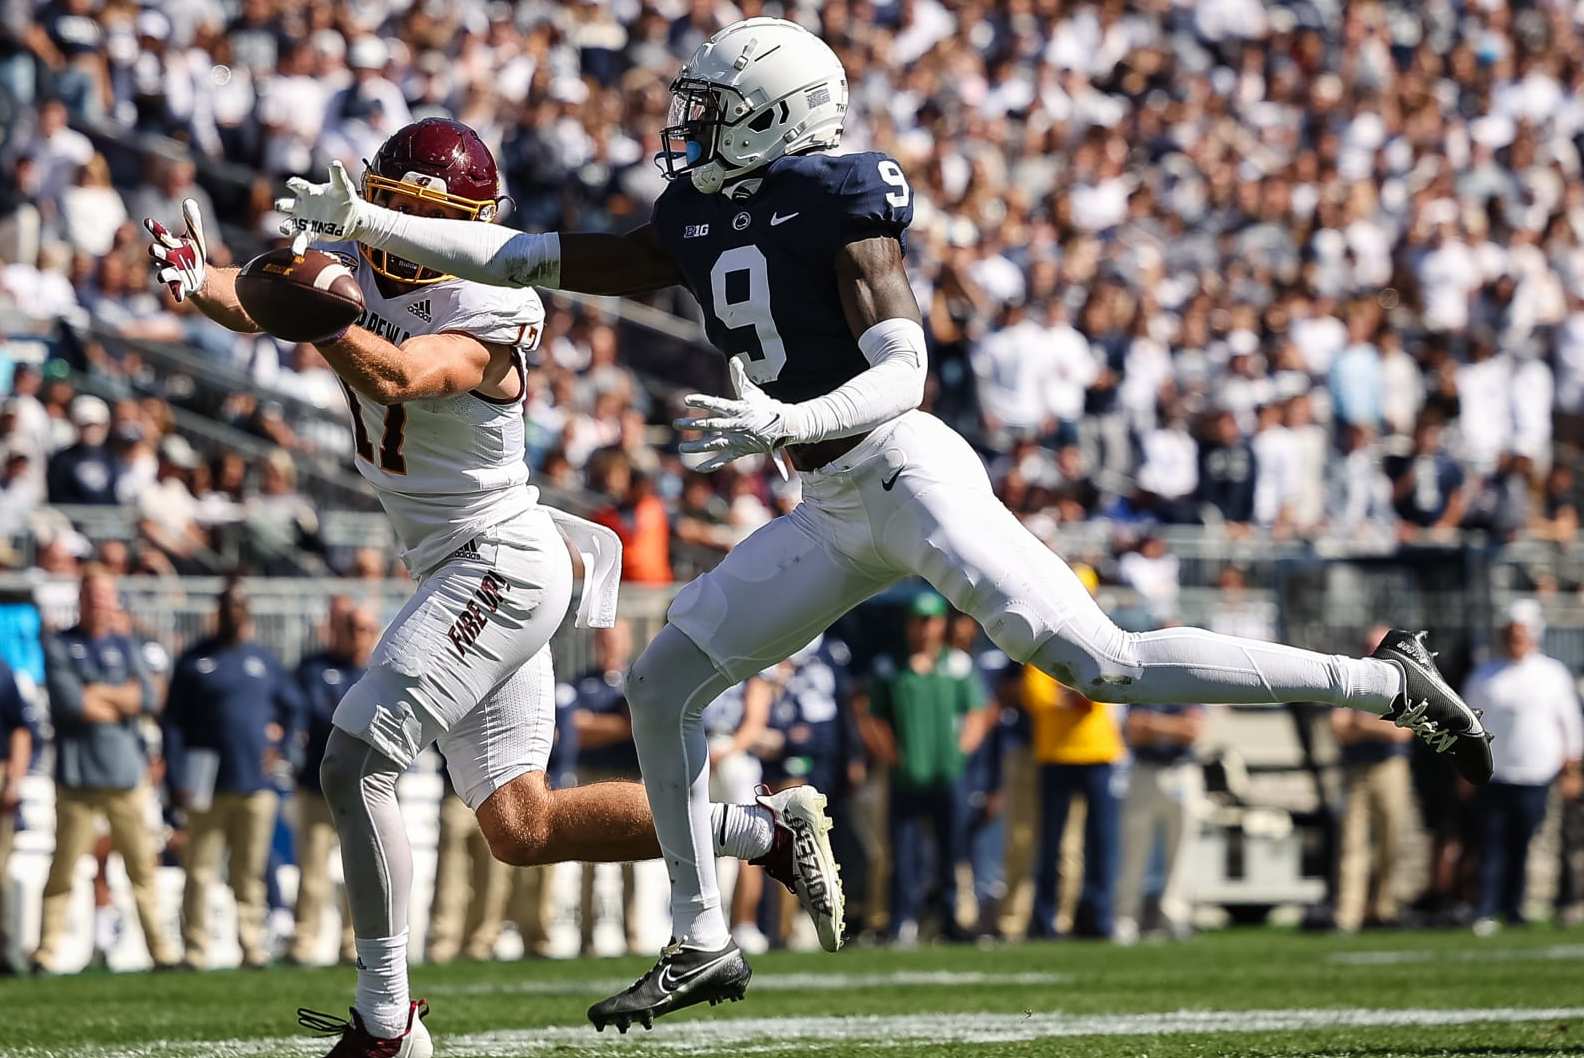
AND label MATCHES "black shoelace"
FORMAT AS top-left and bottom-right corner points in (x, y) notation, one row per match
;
(298, 1008), (354, 1037)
